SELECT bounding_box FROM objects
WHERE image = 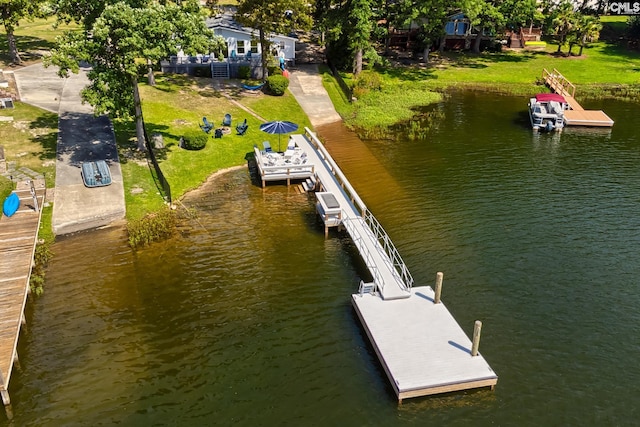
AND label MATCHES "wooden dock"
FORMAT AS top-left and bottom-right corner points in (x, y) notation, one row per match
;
(279, 129), (498, 401)
(0, 179), (46, 411)
(542, 68), (614, 127)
